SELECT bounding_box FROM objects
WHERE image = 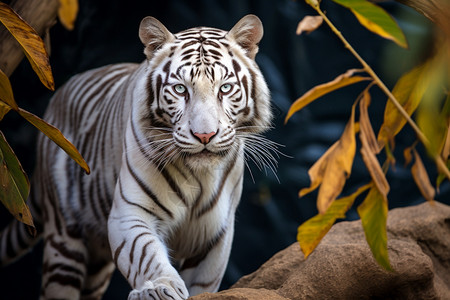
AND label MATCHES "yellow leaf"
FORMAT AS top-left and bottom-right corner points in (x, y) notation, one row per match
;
(300, 102), (357, 214)
(411, 149), (435, 203)
(377, 61), (431, 149)
(0, 101), (11, 121)
(357, 185), (392, 271)
(299, 142), (338, 198)
(0, 69), (18, 110)
(0, 3), (54, 90)
(359, 90), (389, 198)
(359, 88), (379, 154)
(58, 0), (79, 31)
(285, 69), (370, 123)
(18, 108), (90, 174)
(298, 184), (371, 258)
(415, 60), (448, 157)
(296, 15), (323, 35)
(403, 146), (413, 167)
(331, 0), (407, 48)
(0, 131), (35, 232)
